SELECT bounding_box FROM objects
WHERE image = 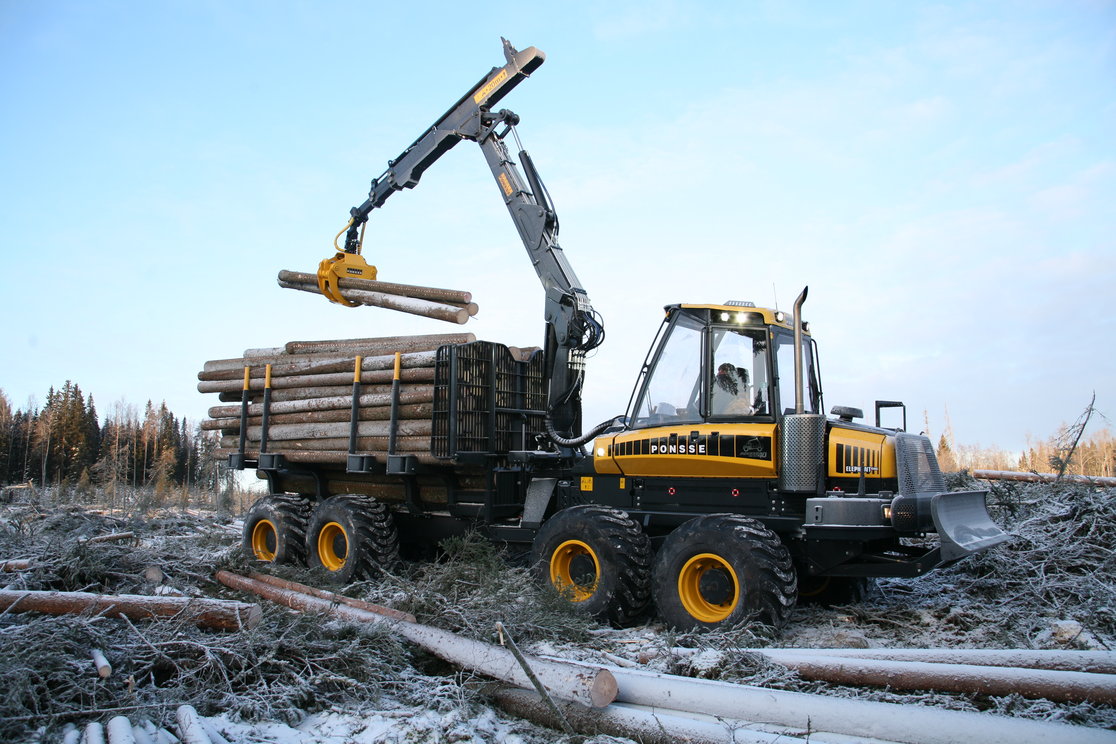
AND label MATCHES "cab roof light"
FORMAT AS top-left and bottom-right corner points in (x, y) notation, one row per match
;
(724, 300), (756, 307)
